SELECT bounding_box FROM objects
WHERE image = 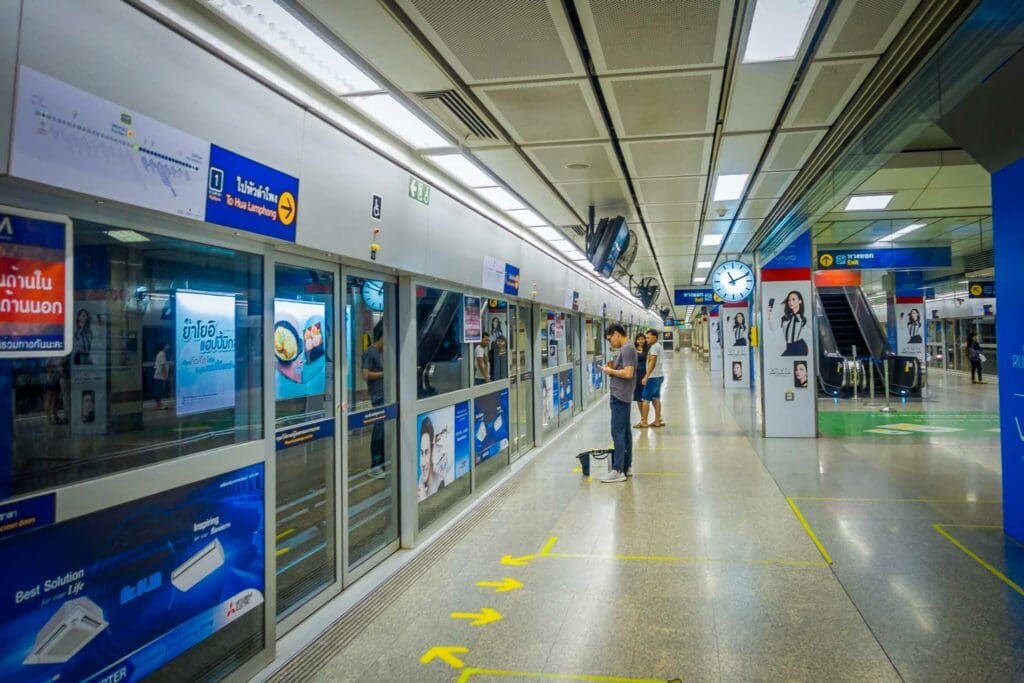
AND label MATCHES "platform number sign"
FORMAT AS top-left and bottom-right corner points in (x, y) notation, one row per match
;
(409, 176), (431, 206)
(371, 194), (383, 220)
